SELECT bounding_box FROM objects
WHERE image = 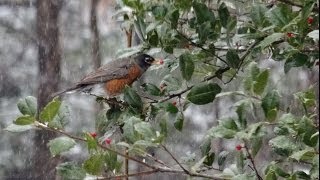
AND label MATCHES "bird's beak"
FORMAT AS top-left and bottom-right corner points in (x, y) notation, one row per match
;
(152, 58), (164, 65)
